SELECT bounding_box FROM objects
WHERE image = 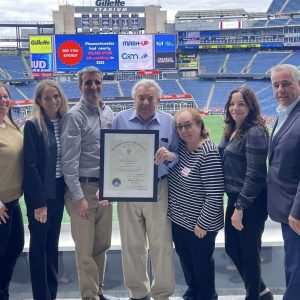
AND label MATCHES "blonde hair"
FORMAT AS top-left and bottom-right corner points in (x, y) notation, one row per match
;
(32, 80), (68, 134)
